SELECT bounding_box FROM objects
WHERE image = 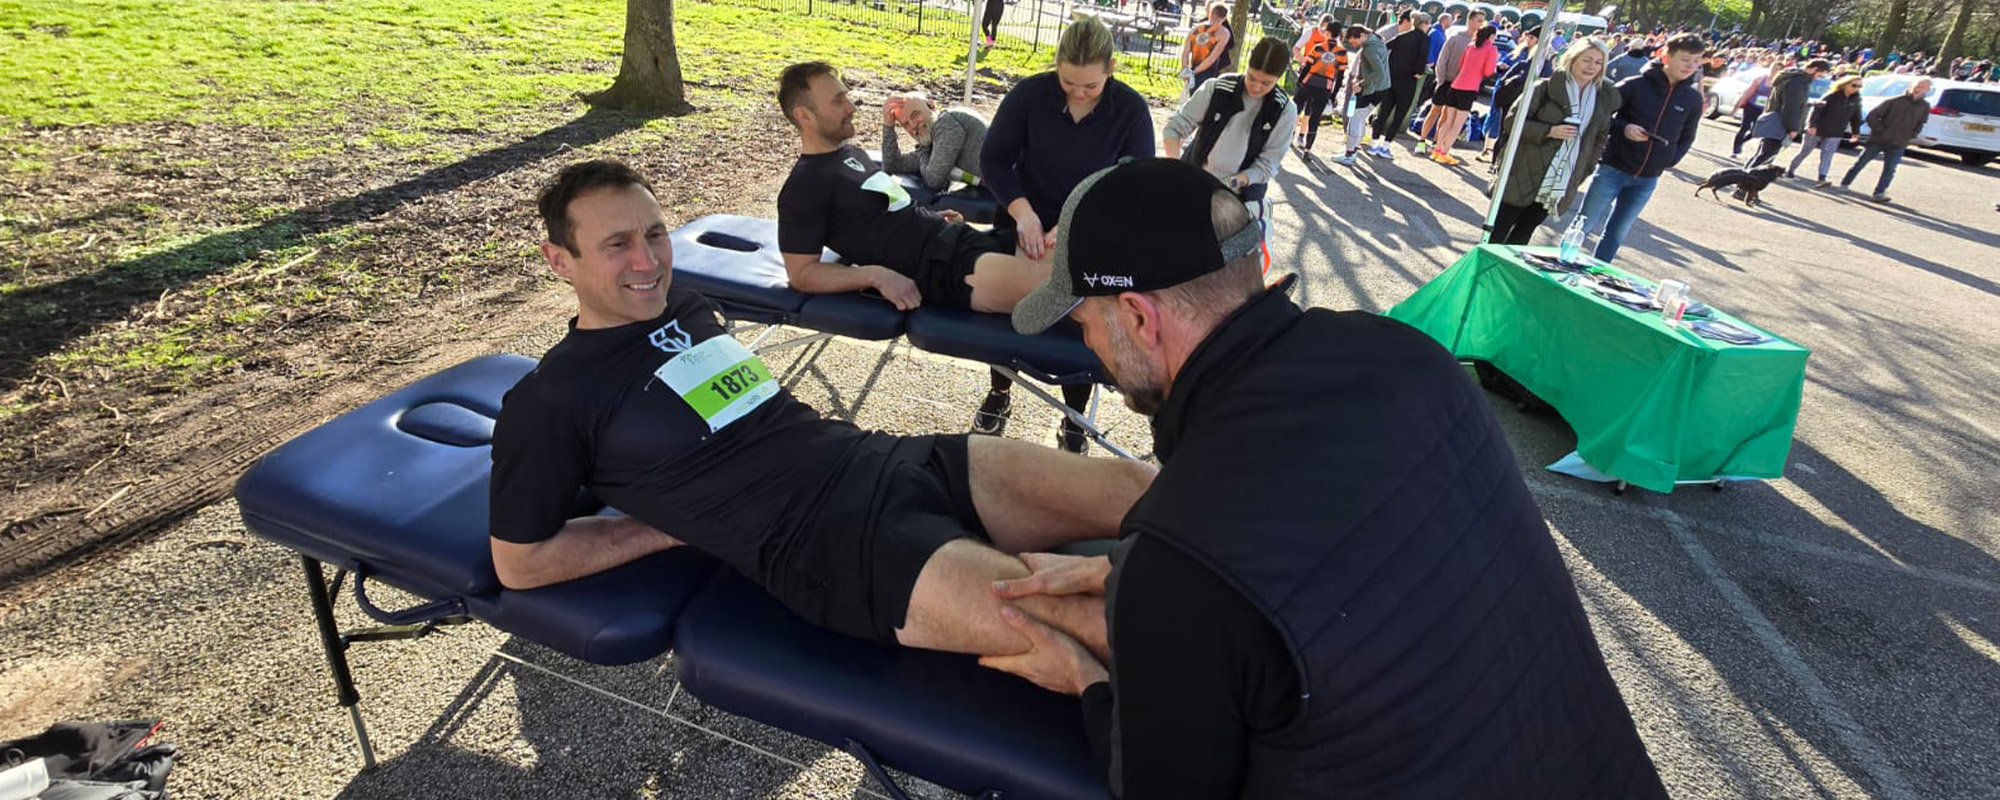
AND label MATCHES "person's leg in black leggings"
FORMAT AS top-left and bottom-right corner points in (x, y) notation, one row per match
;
(1491, 202), (1549, 245)
(1374, 79), (1417, 142)
(1300, 86), (1331, 150)
(982, 0), (1004, 42)
(1743, 136), (1784, 169)
(978, 372), (1094, 453)
(1732, 103), (1762, 157)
